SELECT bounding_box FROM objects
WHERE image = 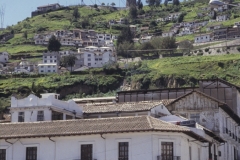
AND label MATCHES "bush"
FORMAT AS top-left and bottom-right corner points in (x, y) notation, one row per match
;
(237, 46), (240, 52)
(197, 52), (203, 56)
(208, 51), (211, 54)
(194, 50), (197, 53)
(217, 49), (221, 53)
(205, 48), (209, 52)
(198, 49), (203, 52)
